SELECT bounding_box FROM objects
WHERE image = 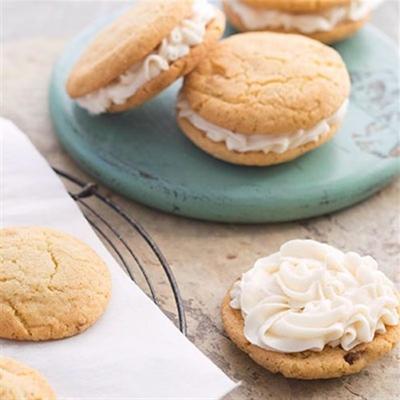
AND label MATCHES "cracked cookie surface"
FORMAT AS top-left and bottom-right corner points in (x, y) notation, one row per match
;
(0, 357), (56, 400)
(221, 292), (400, 379)
(181, 32), (350, 135)
(0, 227), (111, 341)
